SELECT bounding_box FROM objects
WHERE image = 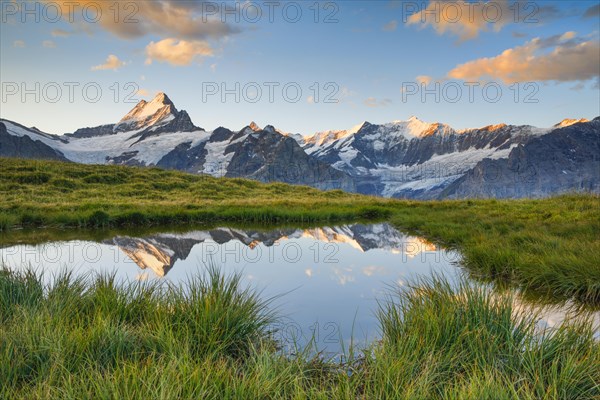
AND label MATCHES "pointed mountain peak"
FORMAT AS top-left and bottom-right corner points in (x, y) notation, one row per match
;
(151, 92), (175, 108)
(351, 122), (368, 133)
(249, 121), (261, 131)
(115, 92), (179, 132)
(553, 118), (589, 128)
(394, 116), (426, 125)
